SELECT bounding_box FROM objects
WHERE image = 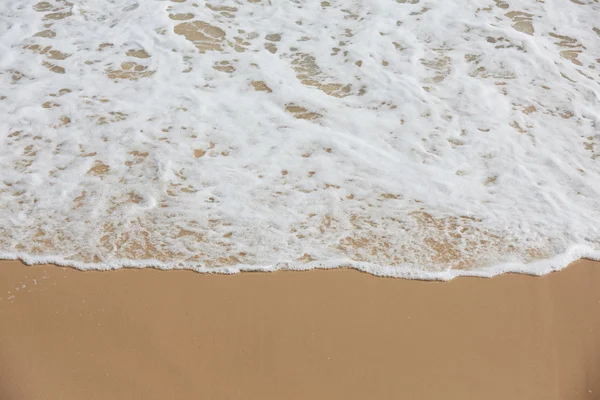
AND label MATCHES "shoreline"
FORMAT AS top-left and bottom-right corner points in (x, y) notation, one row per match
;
(1, 250), (599, 280)
(1, 259), (599, 399)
